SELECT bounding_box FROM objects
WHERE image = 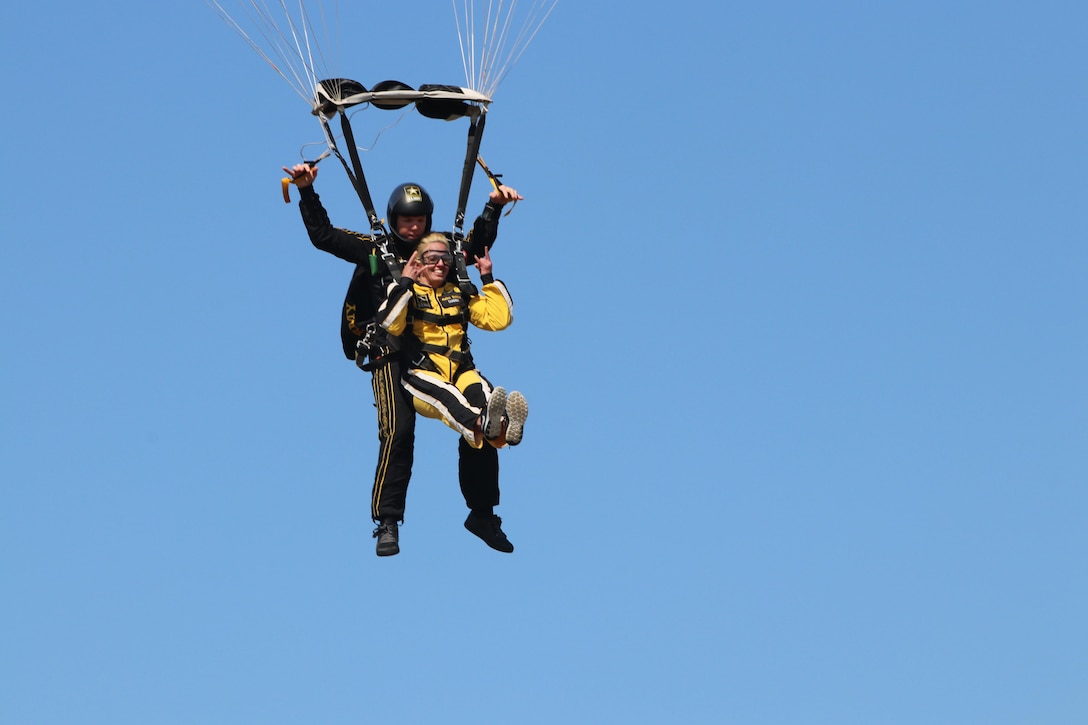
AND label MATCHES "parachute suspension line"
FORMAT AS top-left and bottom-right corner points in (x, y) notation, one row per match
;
(480, 1), (514, 96)
(206, 0), (343, 112)
(207, 0), (310, 105)
(492, 1), (557, 92)
(283, 0), (323, 98)
(453, 0), (558, 97)
(453, 1), (470, 95)
(288, 0), (346, 106)
(213, 1), (558, 110)
(263, 0), (345, 107)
